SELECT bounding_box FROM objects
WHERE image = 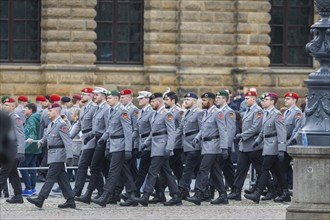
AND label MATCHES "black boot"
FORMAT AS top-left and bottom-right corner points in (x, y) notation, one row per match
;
(202, 188), (212, 202)
(274, 189), (291, 202)
(119, 192), (138, 207)
(186, 190), (203, 205)
(179, 187), (190, 200)
(92, 191), (110, 207)
(164, 194), (182, 206)
(27, 196), (45, 208)
(244, 188), (262, 204)
(120, 192), (130, 201)
(211, 191), (229, 205)
(73, 187), (82, 197)
(134, 192), (150, 207)
(148, 192), (166, 204)
(261, 190), (277, 201)
(106, 193), (118, 205)
(6, 195), (24, 204)
(92, 190), (103, 200)
(244, 184), (256, 194)
(58, 198), (76, 208)
(227, 187), (241, 201)
(75, 189), (93, 204)
(209, 186), (215, 200)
